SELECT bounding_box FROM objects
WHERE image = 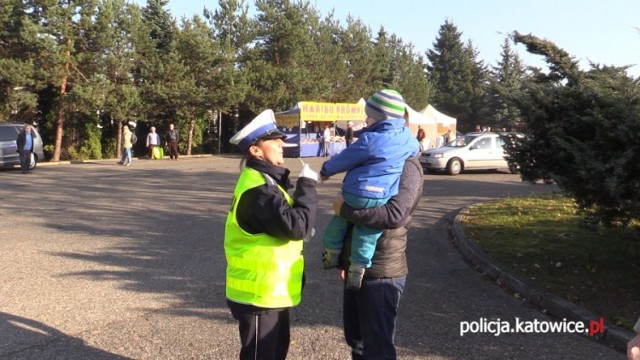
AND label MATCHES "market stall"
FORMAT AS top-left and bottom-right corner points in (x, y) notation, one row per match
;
(419, 105), (457, 141)
(405, 105), (438, 150)
(275, 101), (365, 157)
